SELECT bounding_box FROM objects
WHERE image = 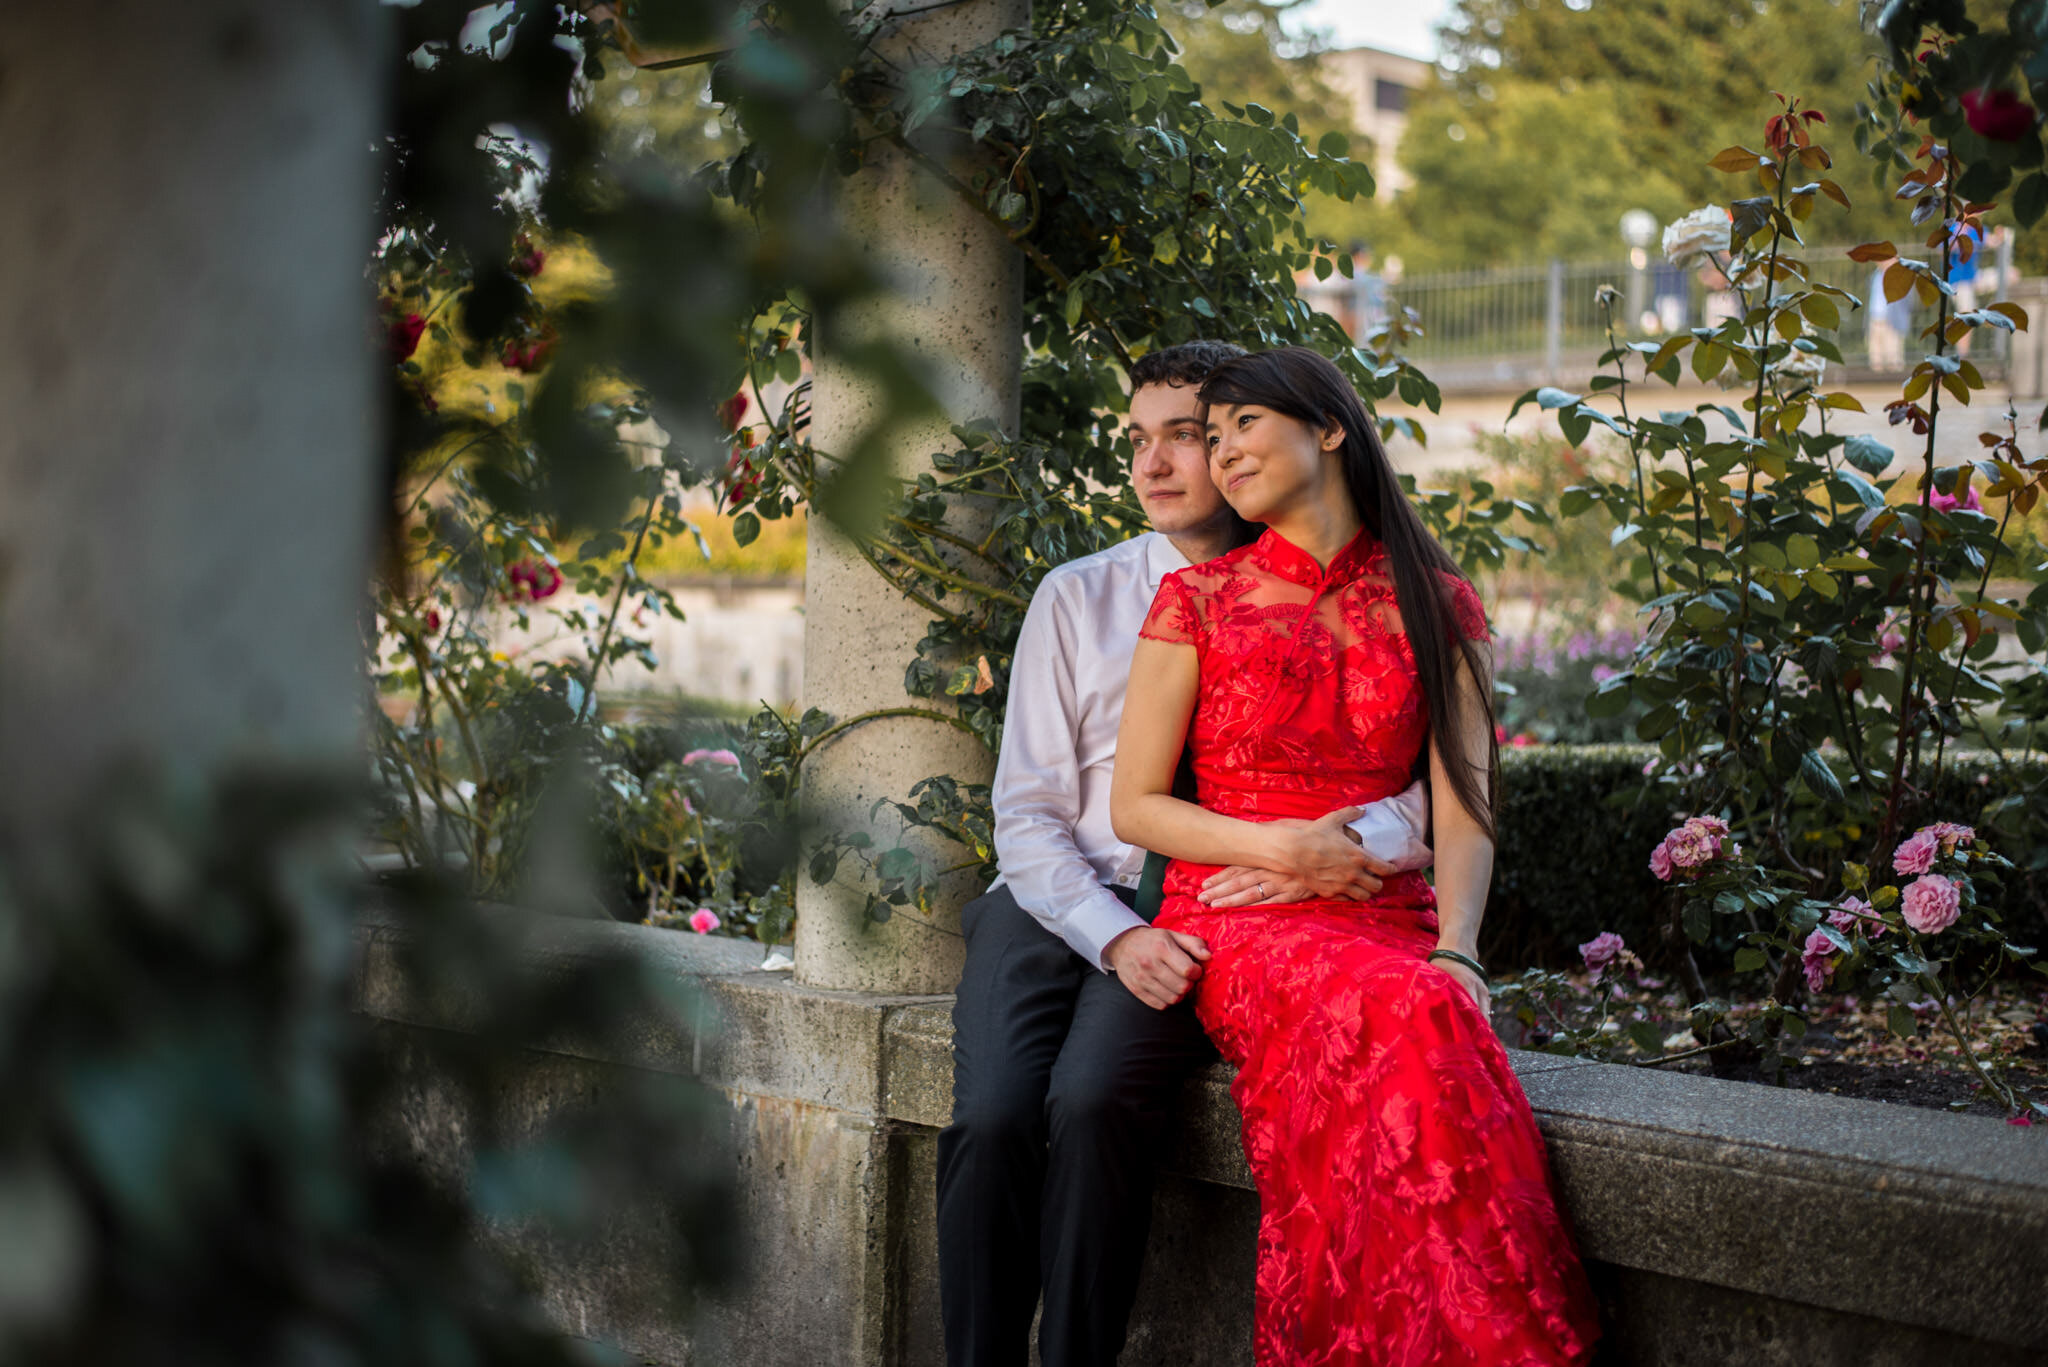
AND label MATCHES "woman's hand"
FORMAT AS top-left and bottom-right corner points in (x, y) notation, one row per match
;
(1198, 861), (1386, 907)
(1433, 956), (1491, 1017)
